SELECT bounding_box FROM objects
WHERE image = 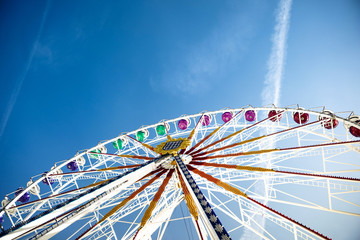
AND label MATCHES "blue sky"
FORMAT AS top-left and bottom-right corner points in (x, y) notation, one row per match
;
(0, 0), (359, 237)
